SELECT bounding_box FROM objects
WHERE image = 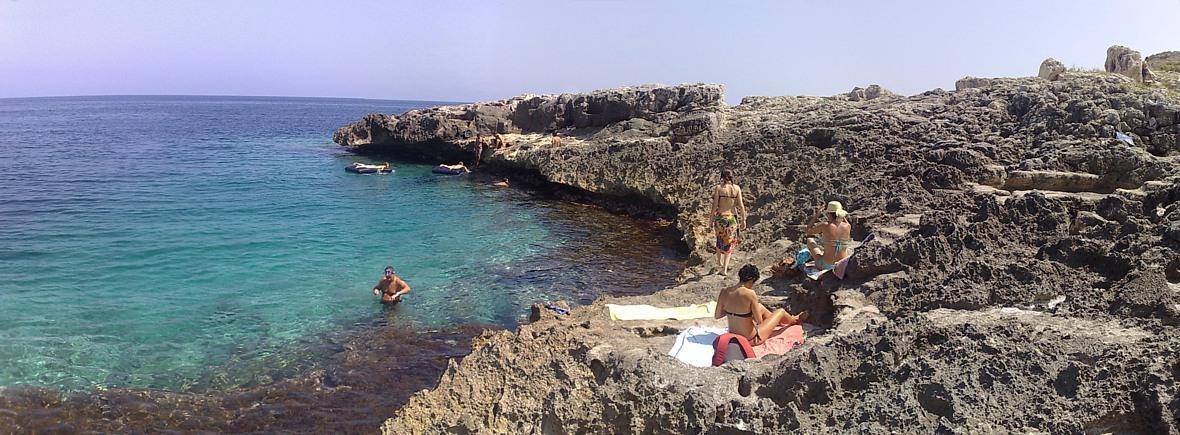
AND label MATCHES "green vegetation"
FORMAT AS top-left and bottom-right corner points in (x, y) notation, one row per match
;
(1154, 62), (1180, 73)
